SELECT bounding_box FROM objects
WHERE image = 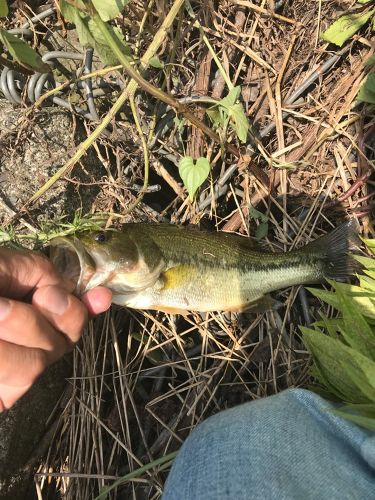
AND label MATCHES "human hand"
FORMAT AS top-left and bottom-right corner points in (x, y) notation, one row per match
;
(0, 247), (112, 411)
